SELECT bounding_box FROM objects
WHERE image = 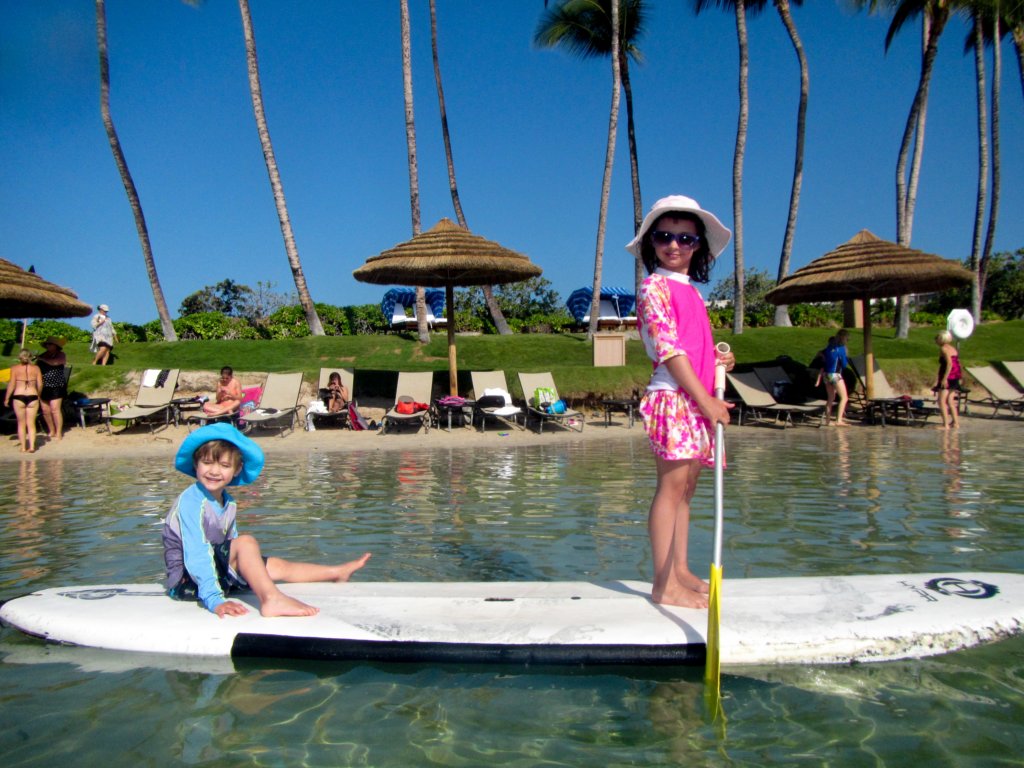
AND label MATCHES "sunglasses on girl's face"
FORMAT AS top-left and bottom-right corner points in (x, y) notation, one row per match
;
(651, 230), (702, 248)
